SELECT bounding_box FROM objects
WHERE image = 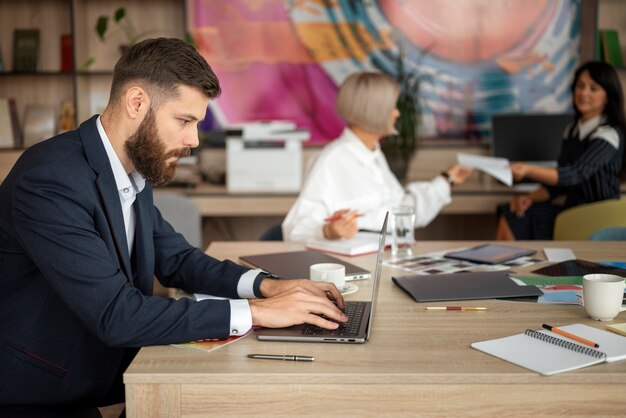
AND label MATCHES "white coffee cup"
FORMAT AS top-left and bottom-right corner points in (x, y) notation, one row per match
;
(310, 263), (345, 290)
(583, 274), (626, 321)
